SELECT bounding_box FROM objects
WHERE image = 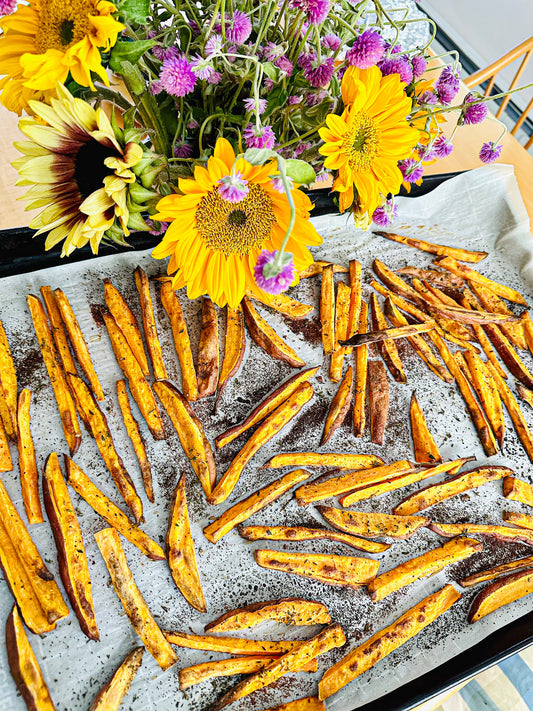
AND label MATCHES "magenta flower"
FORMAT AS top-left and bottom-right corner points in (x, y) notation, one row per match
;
(270, 176), (294, 193)
(263, 43), (285, 61)
(218, 172), (249, 203)
(347, 29), (385, 69)
(418, 90), (438, 105)
(191, 55), (214, 80)
(463, 93), (488, 125)
(322, 33), (341, 52)
(159, 55), (197, 97)
(399, 158), (424, 183)
(436, 66), (460, 104)
(411, 54), (427, 79)
(372, 200), (398, 226)
(288, 95), (303, 105)
(305, 90), (327, 106)
(378, 55), (413, 84)
(479, 141), (503, 164)
(243, 98), (268, 114)
(254, 250), (296, 295)
(205, 34), (223, 56)
(276, 55), (294, 76)
(174, 142), (193, 158)
(207, 71), (222, 85)
(433, 135), (454, 158)
(146, 219), (169, 236)
(298, 51), (316, 70)
(290, 0), (330, 25)
(315, 170), (329, 182)
(243, 124), (276, 149)
(304, 57), (335, 88)
(226, 11), (252, 44)
(264, 77), (275, 91)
